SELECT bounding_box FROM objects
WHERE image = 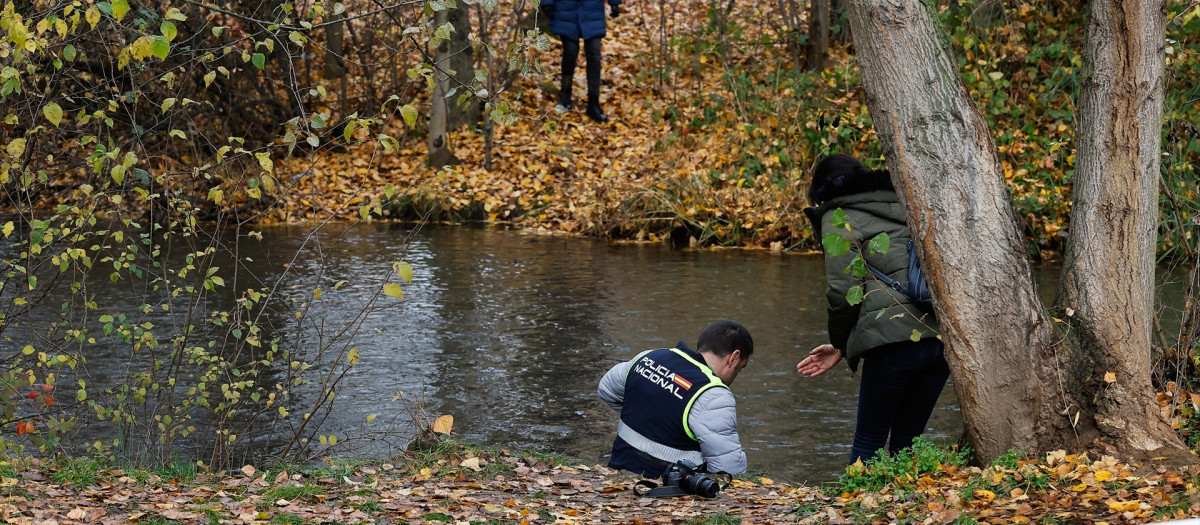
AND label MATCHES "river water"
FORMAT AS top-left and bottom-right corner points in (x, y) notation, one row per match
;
(10, 222), (1189, 483)
(236, 222), (964, 484)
